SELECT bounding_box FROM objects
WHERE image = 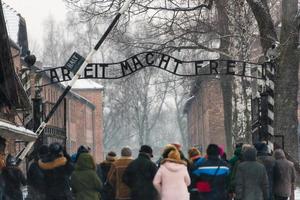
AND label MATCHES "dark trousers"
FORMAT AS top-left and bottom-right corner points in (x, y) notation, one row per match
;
(274, 196), (288, 200)
(190, 191), (200, 200)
